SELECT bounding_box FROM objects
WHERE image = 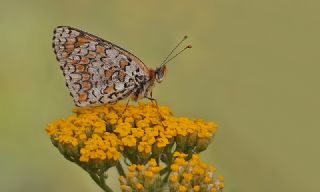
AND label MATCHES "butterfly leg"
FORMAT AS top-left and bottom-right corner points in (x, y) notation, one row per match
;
(144, 96), (166, 126)
(117, 99), (130, 123)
